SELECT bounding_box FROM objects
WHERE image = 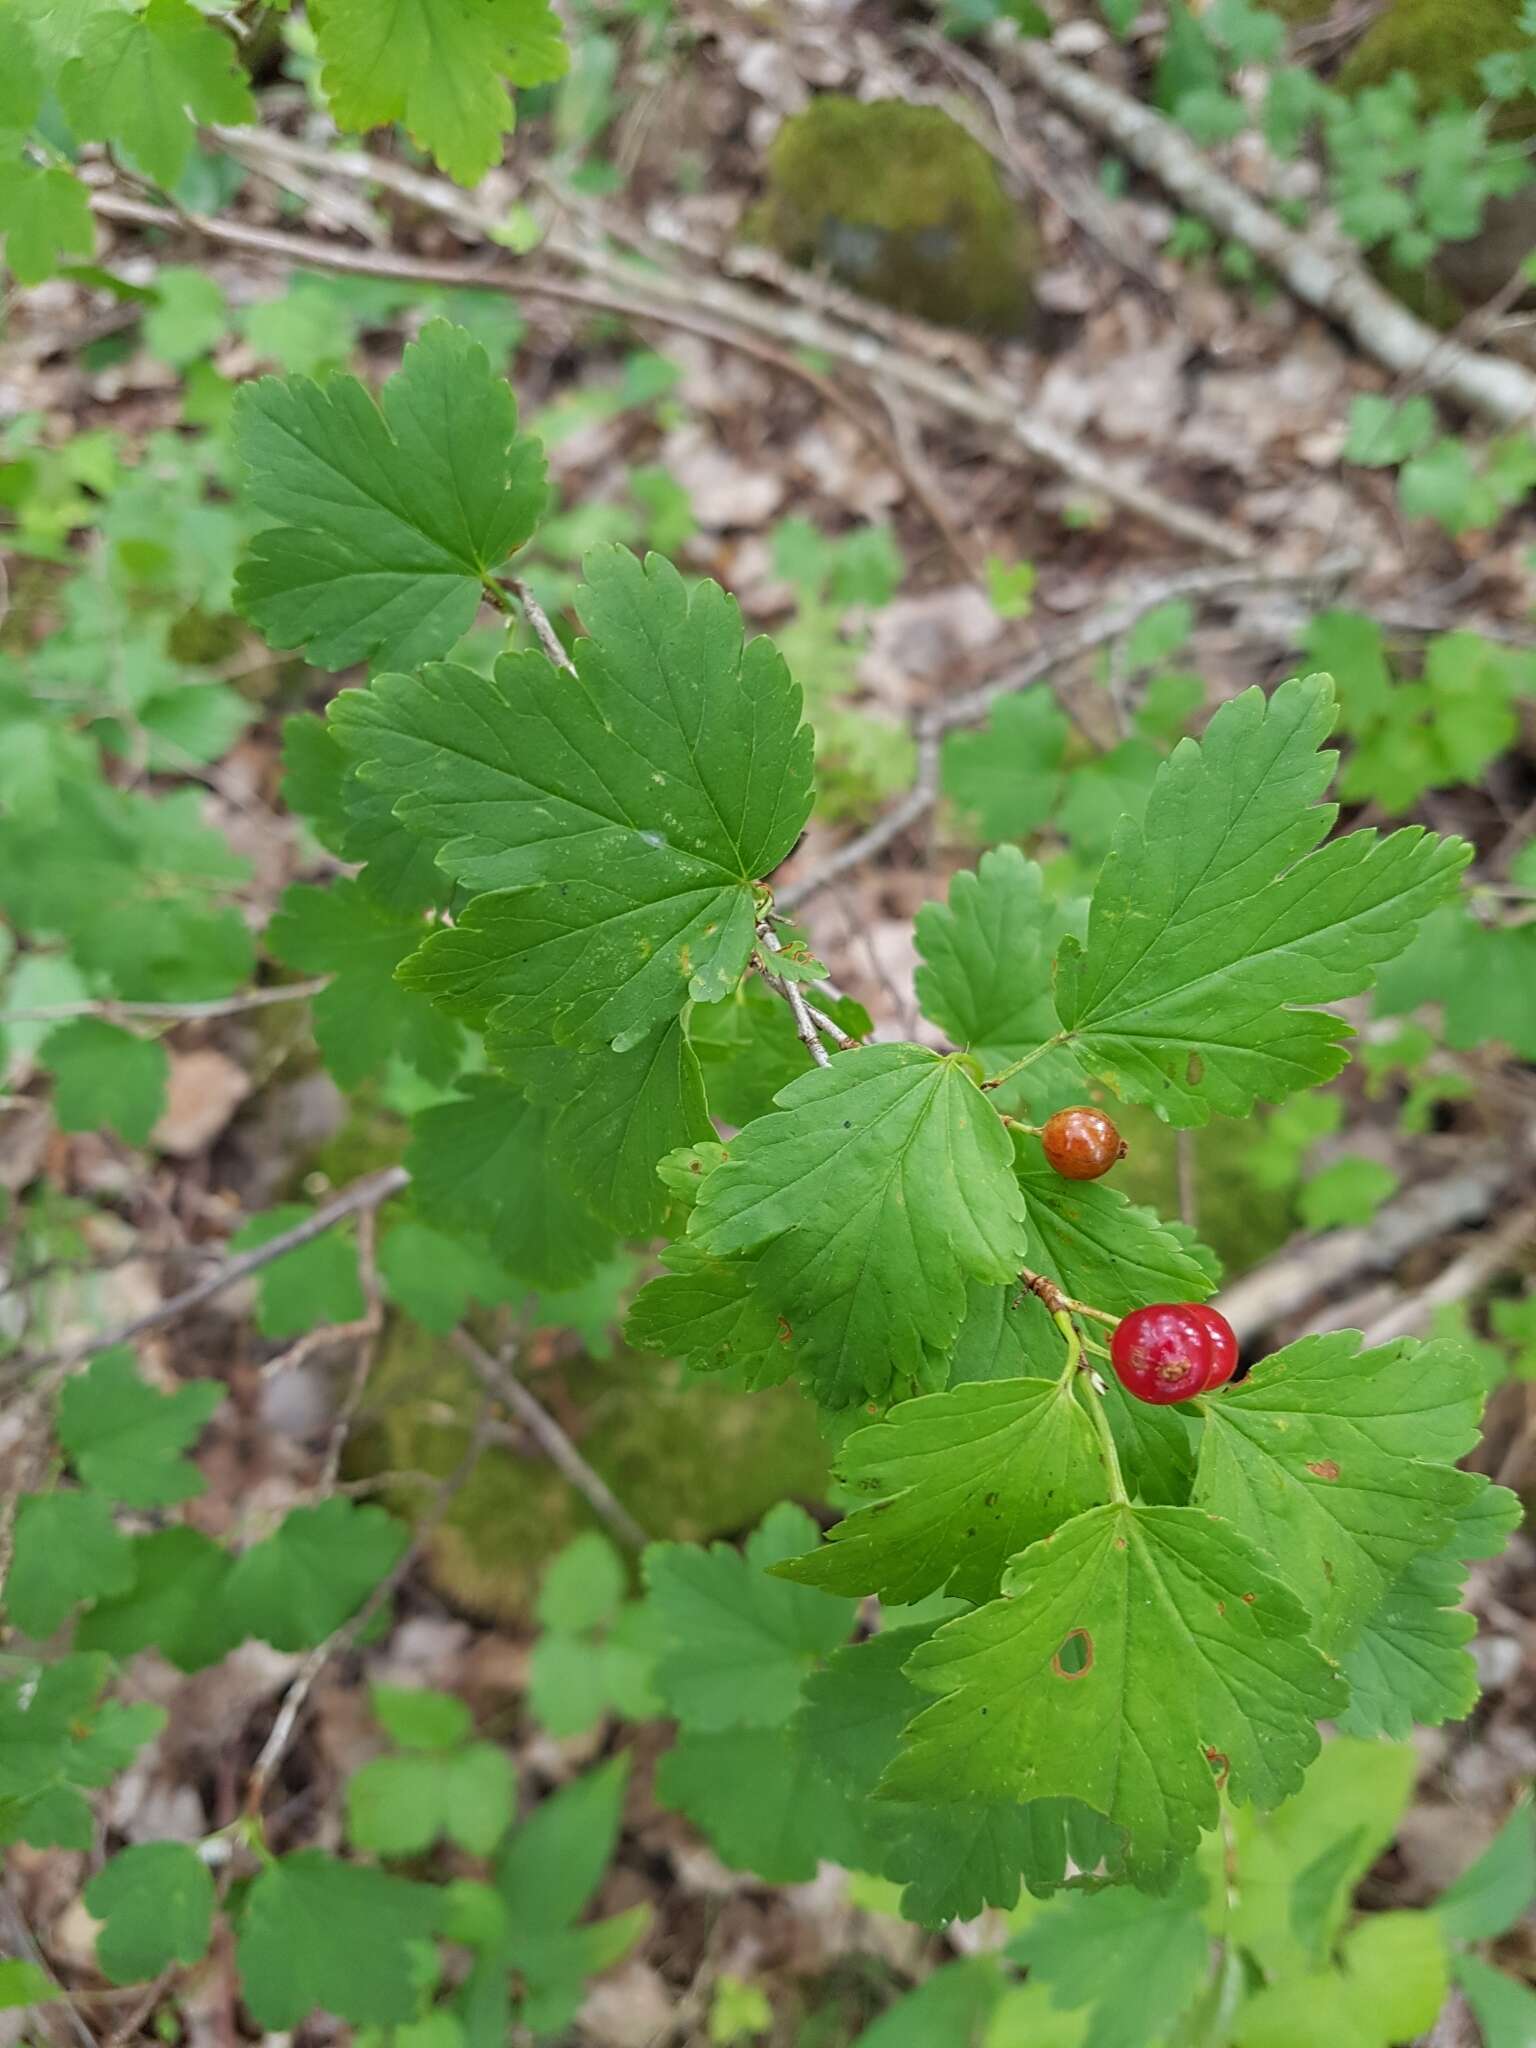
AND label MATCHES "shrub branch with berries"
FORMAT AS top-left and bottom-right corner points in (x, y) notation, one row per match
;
(6, 326), (1520, 1989)
(231, 324), (1513, 1910)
